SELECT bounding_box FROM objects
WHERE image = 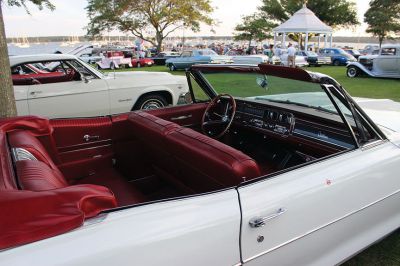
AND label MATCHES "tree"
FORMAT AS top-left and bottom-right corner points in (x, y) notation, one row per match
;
(233, 14), (275, 48)
(0, 0), (54, 118)
(365, 0), (400, 47)
(86, 0), (215, 52)
(259, 0), (359, 48)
